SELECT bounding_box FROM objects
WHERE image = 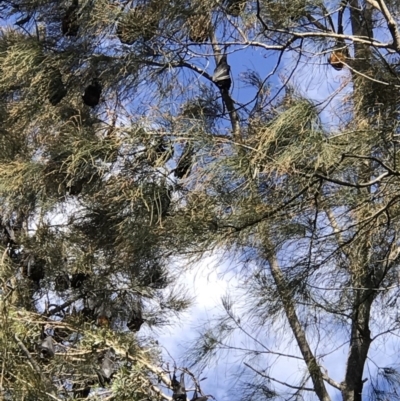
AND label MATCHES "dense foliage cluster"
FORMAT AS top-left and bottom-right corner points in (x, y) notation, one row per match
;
(0, 0), (400, 400)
